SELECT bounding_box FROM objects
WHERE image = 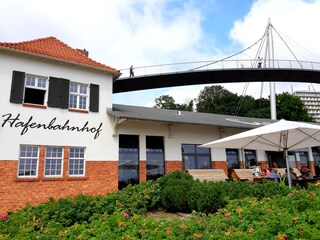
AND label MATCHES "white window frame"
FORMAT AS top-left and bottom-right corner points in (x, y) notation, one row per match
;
(24, 74), (48, 105)
(44, 147), (64, 177)
(17, 145), (39, 178)
(69, 82), (89, 110)
(69, 147), (86, 177)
